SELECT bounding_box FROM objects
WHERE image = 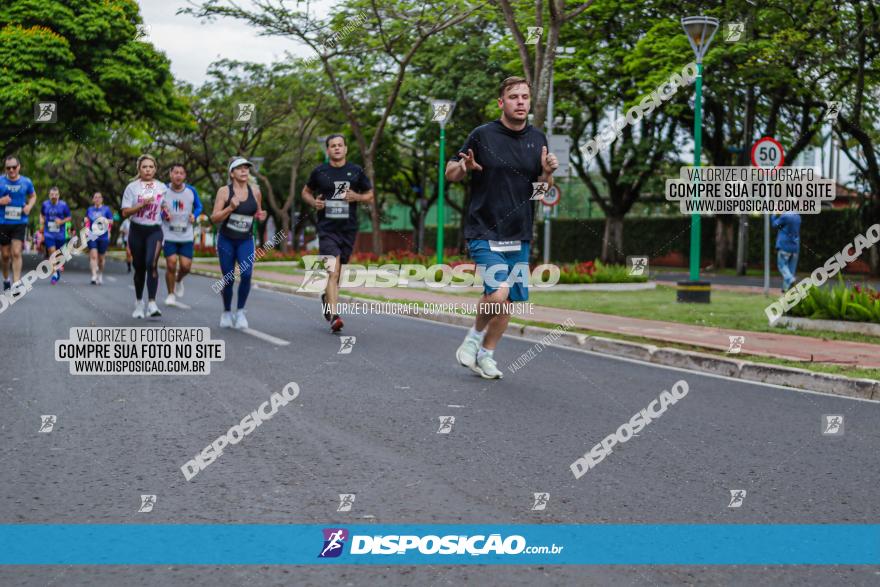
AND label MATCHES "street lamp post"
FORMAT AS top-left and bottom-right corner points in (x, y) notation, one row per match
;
(430, 100), (455, 265)
(679, 15), (719, 304)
